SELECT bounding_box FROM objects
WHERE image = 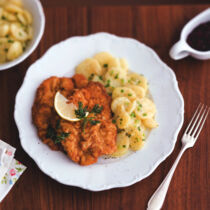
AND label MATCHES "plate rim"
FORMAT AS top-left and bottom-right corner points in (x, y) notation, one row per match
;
(14, 32), (184, 191)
